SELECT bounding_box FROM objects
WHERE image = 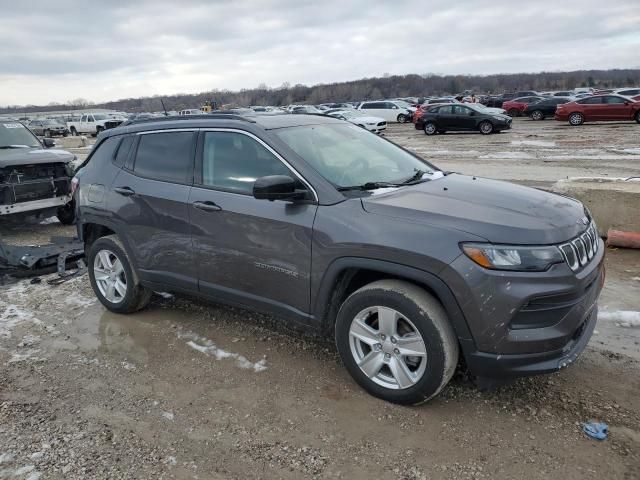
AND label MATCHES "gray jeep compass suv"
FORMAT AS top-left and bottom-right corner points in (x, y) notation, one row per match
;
(75, 113), (604, 404)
